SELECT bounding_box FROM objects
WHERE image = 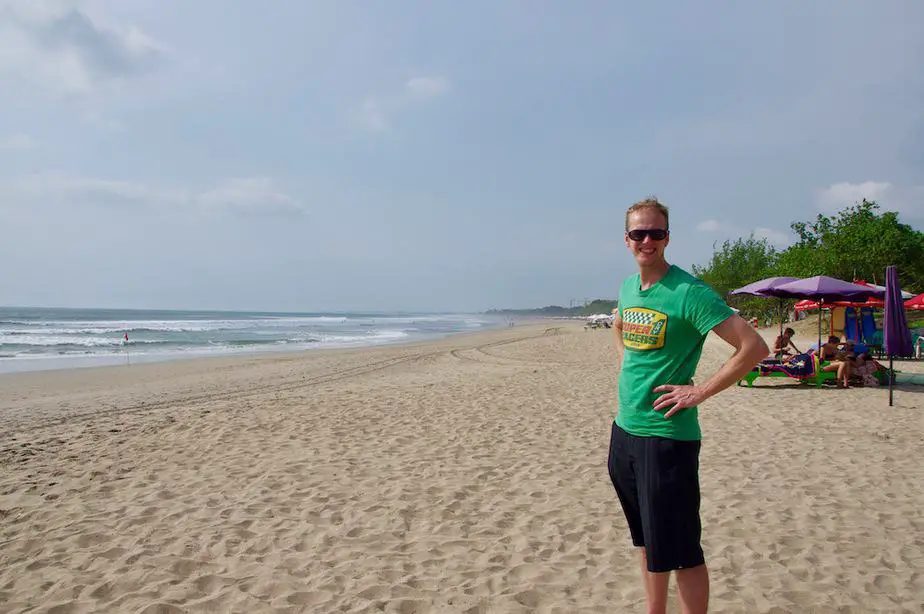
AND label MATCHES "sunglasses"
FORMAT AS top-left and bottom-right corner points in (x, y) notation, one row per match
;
(626, 228), (669, 242)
